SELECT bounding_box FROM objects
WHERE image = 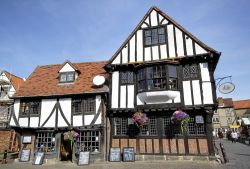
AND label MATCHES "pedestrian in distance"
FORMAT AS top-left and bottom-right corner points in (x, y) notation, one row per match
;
(230, 131), (237, 143)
